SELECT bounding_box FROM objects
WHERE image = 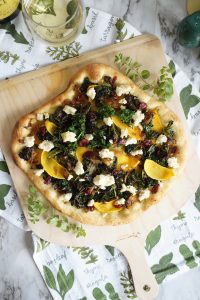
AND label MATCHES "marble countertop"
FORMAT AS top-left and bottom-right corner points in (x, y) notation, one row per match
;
(1, 1), (200, 300)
